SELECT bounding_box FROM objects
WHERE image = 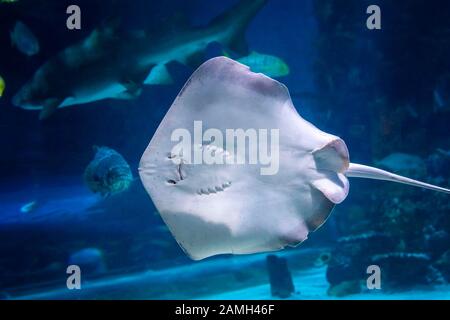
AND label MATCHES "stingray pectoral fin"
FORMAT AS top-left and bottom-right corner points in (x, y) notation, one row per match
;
(39, 98), (63, 120)
(346, 163), (450, 194)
